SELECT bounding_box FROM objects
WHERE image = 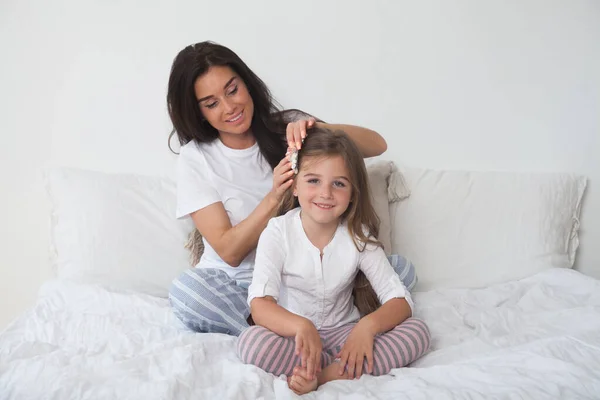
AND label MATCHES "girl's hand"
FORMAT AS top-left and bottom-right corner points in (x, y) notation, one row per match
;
(294, 318), (322, 380)
(337, 321), (375, 379)
(270, 156), (295, 202)
(286, 118), (316, 150)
